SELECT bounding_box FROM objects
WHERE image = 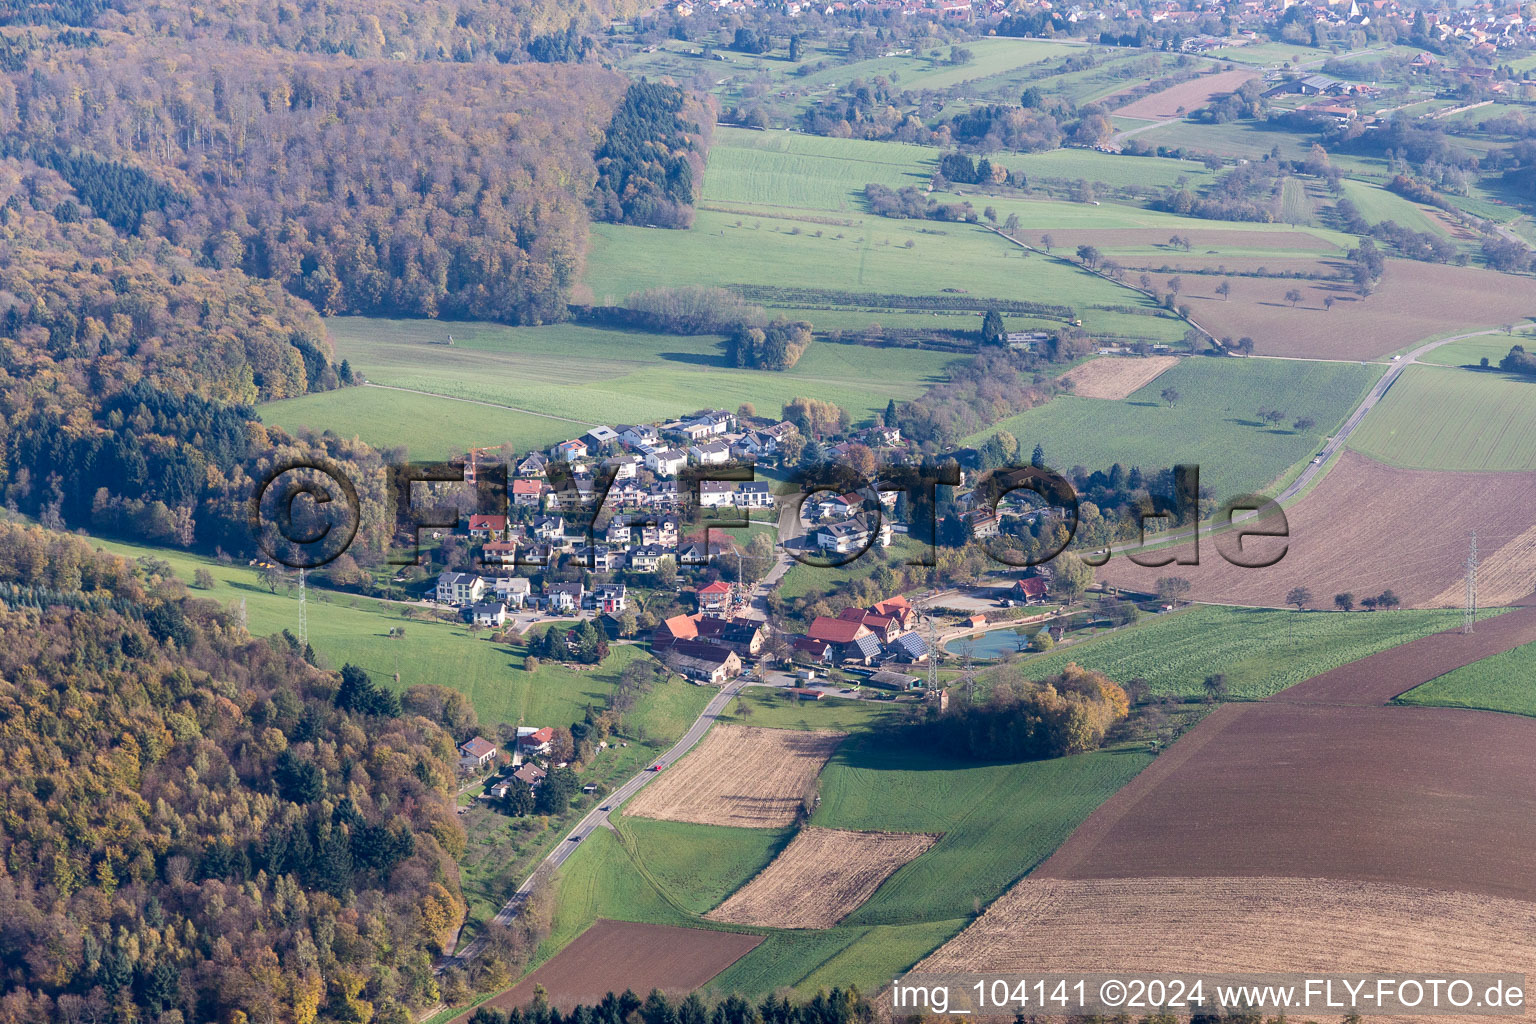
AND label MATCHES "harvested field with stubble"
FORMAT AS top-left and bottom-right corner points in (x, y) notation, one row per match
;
(916, 876), (1536, 1015)
(455, 921), (762, 1018)
(707, 827), (938, 929)
(625, 725), (846, 827)
(1097, 450), (1536, 609)
(1112, 70), (1259, 121)
(1060, 355), (1179, 399)
(1181, 258), (1536, 359)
